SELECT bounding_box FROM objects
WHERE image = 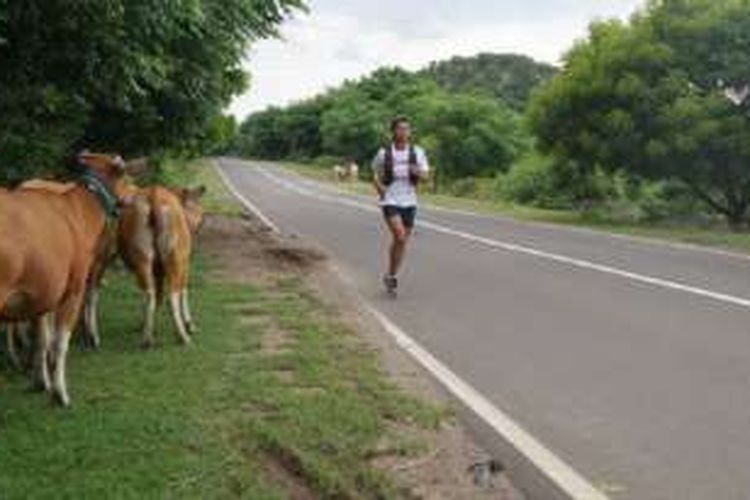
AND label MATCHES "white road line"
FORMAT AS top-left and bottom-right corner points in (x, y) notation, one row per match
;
(218, 161), (609, 499)
(214, 160), (281, 234)
(257, 165), (750, 311)
(368, 306), (609, 500)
